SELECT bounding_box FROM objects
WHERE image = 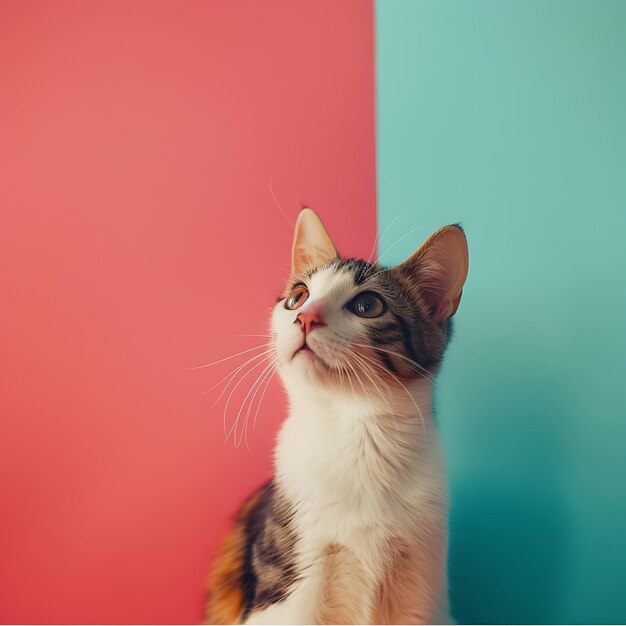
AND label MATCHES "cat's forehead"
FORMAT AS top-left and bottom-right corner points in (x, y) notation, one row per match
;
(304, 259), (377, 298)
(307, 266), (353, 299)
